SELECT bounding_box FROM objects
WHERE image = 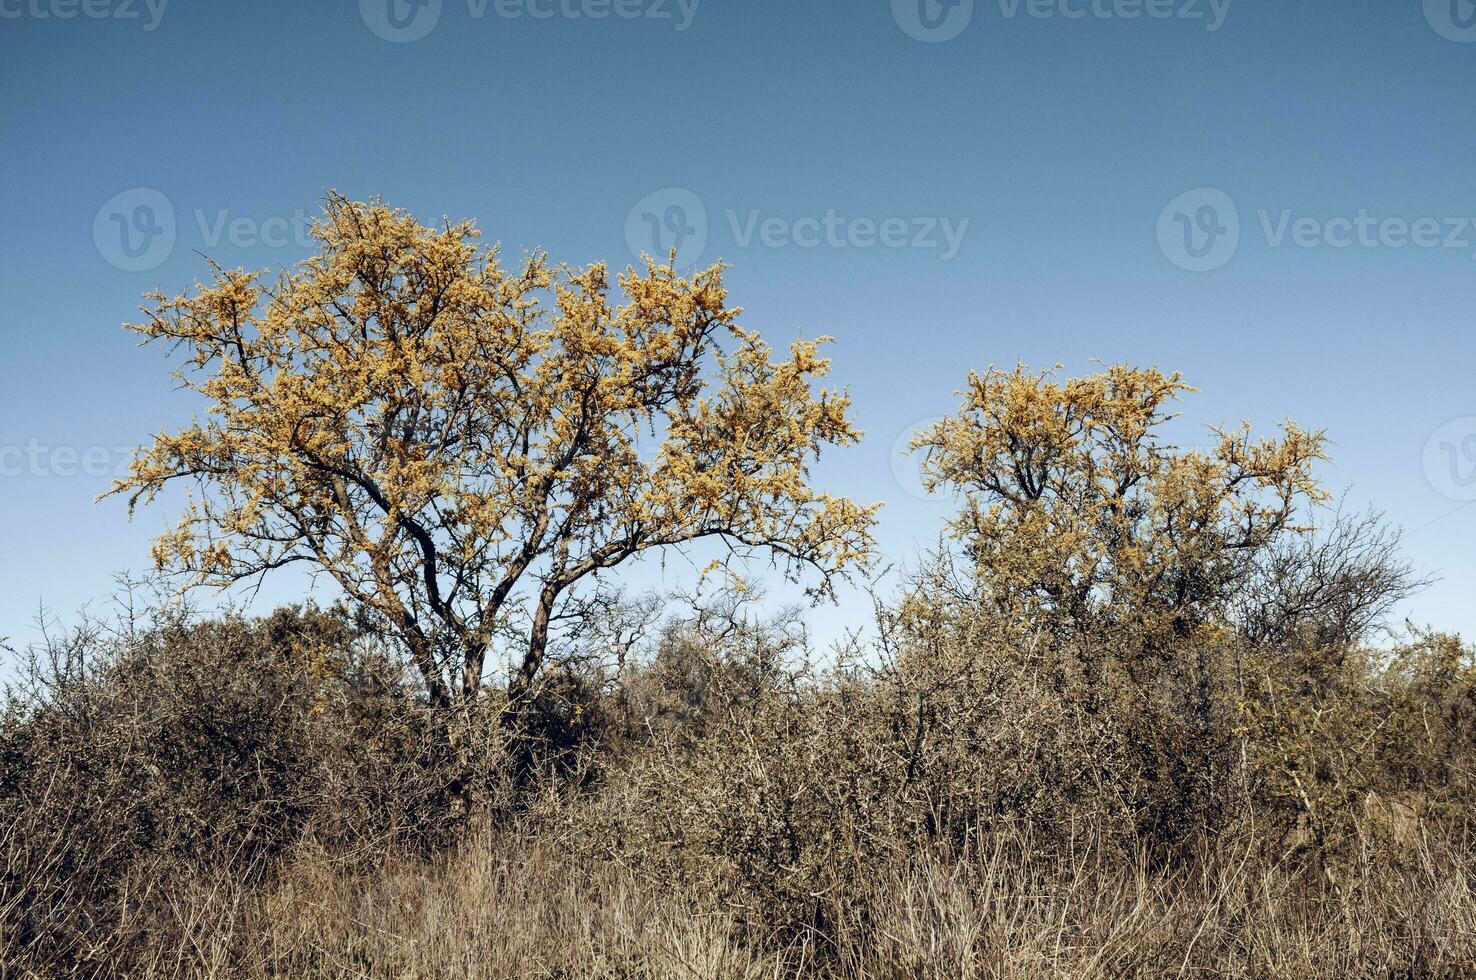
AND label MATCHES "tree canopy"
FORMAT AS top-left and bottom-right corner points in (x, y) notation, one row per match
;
(912, 363), (1330, 647)
(109, 195), (878, 712)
